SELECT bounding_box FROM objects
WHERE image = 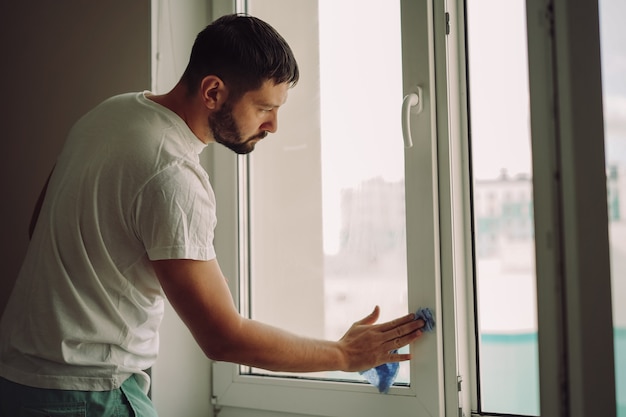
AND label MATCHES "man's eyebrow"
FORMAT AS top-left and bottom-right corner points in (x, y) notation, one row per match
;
(255, 100), (282, 108)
